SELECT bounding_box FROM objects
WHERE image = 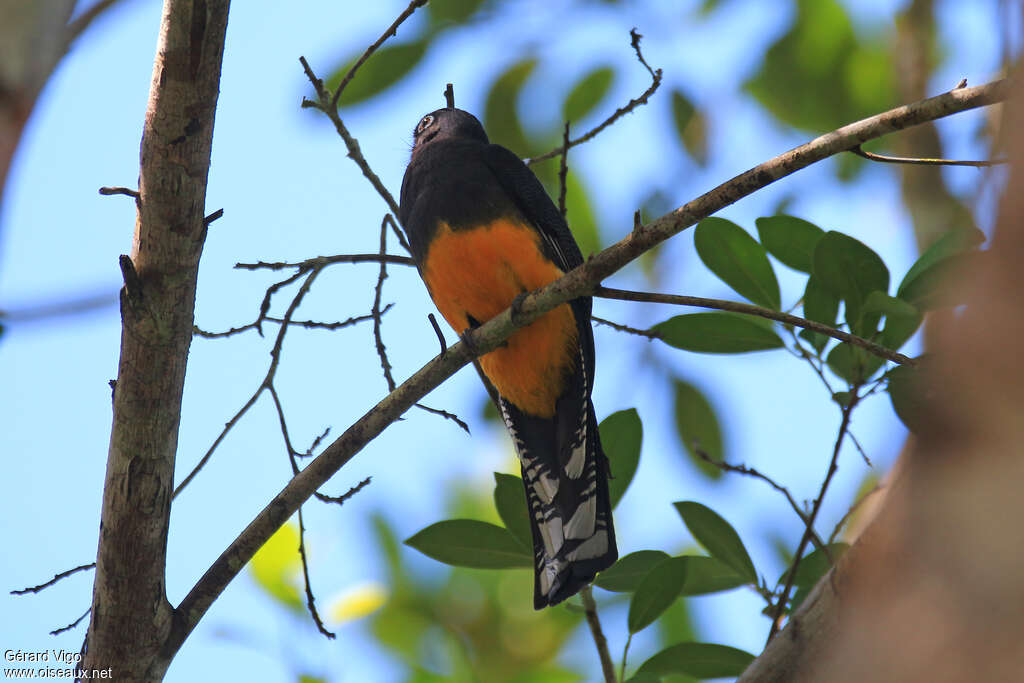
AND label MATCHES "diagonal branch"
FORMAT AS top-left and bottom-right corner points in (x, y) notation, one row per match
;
(166, 78), (1010, 657)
